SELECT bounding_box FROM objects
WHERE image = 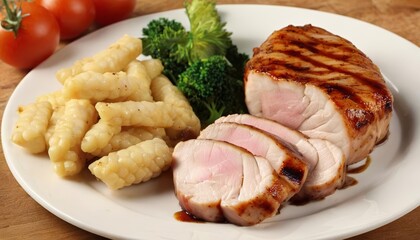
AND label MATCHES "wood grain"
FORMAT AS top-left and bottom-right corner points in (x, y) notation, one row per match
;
(1, 0), (418, 239)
